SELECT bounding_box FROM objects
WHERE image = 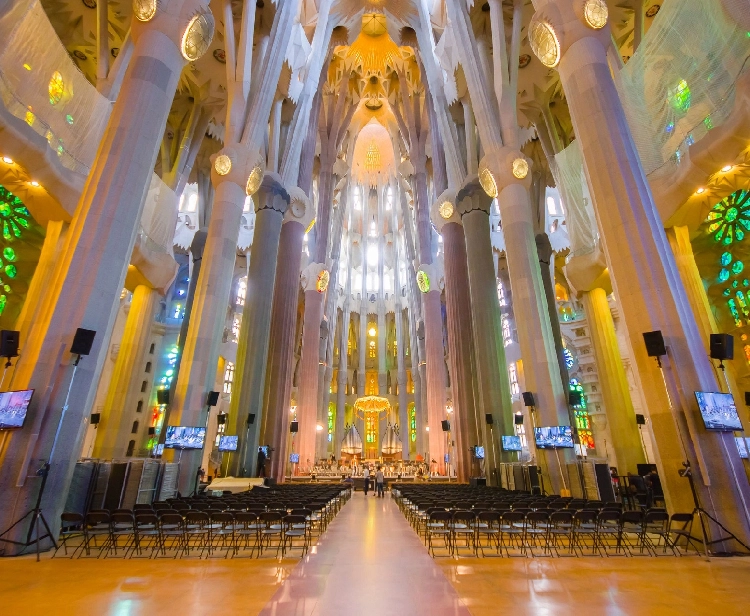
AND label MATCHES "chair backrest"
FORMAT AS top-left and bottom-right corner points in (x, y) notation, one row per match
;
(549, 511), (574, 525)
(597, 511), (621, 525)
(573, 510), (597, 525)
(111, 512), (134, 525)
(60, 512), (84, 527)
(159, 512), (185, 527)
(502, 511), (525, 524)
(284, 515), (307, 526)
(235, 512), (257, 525)
(644, 510), (669, 526)
(452, 510), (476, 523)
(621, 511), (644, 525)
(135, 513), (159, 527)
(429, 511), (453, 522)
(85, 512), (110, 526)
(477, 511), (501, 523)
(211, 512), (235, 524)
(526, 511), (549, 523)
(185, 511), (210, 524)
(259, 511), (283, 523)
